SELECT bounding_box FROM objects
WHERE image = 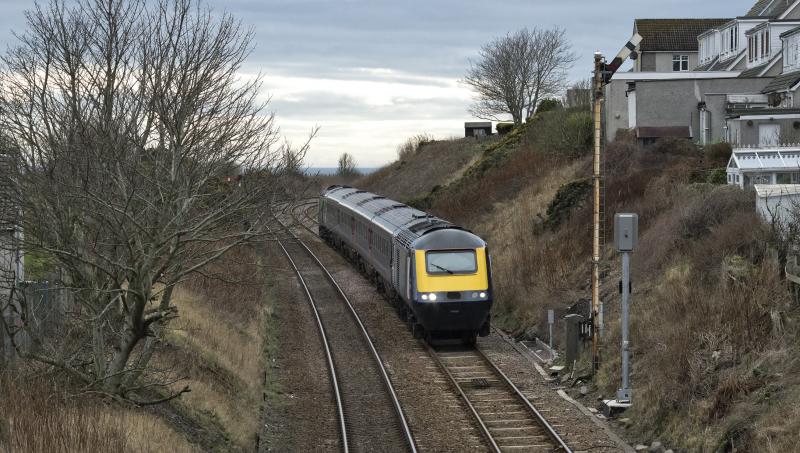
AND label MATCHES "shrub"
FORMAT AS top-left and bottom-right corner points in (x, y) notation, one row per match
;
(24, 249), (57, 280)
(705, 141), (733, 164)
(565, 112), (593, 152)
(397, 133), (434, 161)
(528, 109), (592, 157)
(537, 98), (562, 114)
(707, 167), (727, 185)
(496, 122), (514, 135)
(651, 137), (699, 155)
(540, 178), (591, 230)
(677, 185), (753, 241)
